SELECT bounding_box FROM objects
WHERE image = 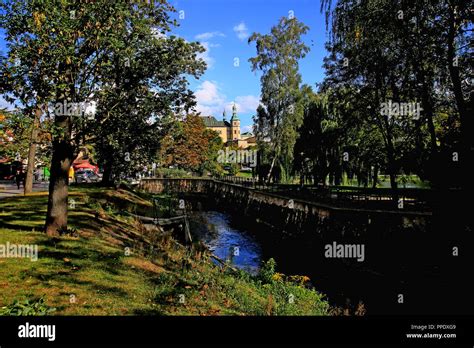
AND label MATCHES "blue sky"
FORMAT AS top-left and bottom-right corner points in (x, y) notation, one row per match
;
(0, 0), (329, 132)
(171, 0), (328, 132)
